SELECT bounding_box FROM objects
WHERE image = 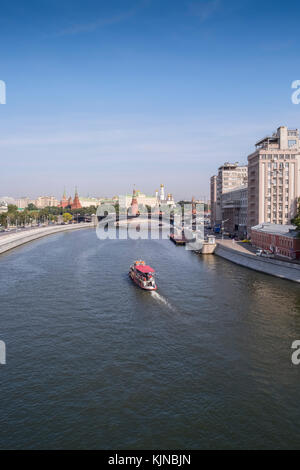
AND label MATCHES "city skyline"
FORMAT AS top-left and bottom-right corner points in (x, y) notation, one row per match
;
(0, 184), (181, 203)
(1, 0), (300, 198)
